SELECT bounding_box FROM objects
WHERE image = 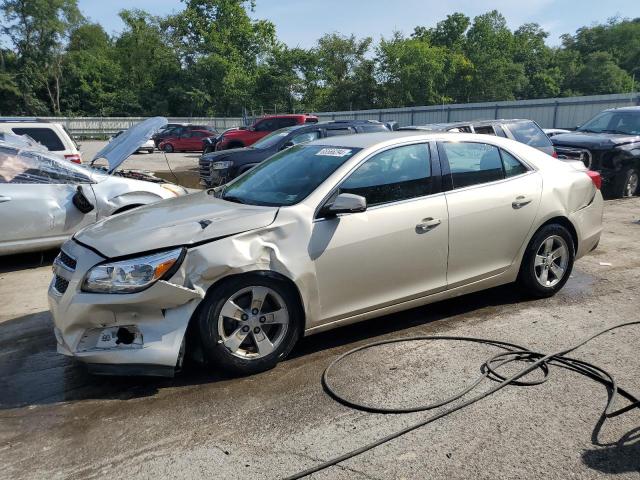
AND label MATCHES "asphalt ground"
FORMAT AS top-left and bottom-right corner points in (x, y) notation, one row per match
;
(0, 152), (639, 479)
